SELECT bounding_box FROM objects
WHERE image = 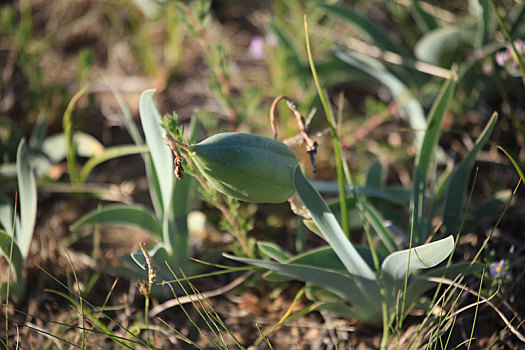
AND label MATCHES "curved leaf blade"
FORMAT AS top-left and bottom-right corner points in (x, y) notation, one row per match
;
(79, 144), (149, 183)
(71, 204), (162, 240)
(381, 235), (454, 280)
(414, 27), (461, 66)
